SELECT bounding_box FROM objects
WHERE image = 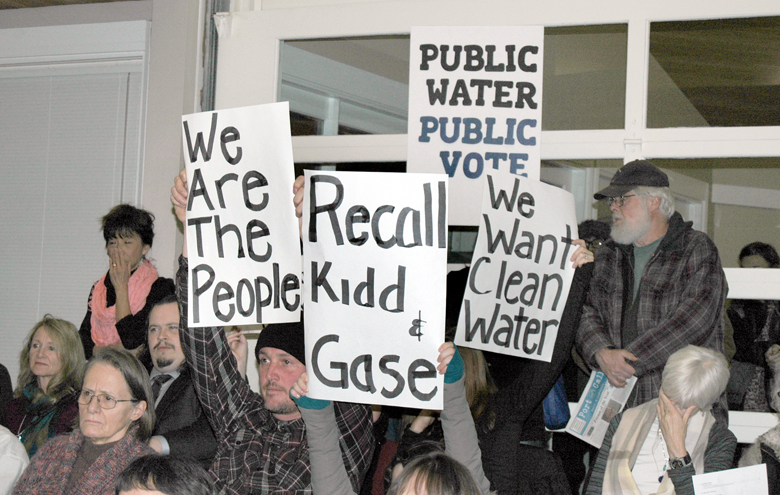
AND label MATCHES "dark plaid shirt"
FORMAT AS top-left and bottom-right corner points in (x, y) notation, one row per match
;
(577, 212), (727, 407)
(176, 256), (374, 495)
